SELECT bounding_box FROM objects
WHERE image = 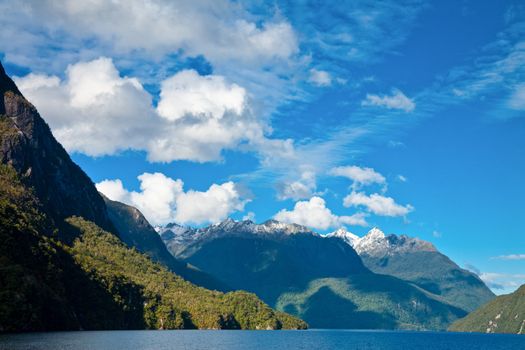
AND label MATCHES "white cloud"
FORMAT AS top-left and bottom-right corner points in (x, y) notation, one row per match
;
(242, 211), (256, 221)
(277, 171), (317, 201)
(0, 1), (298, 69)
(478, 272), (525, 295)
(15, 57), (290, 163)
(507, 84), (525, 110)
(491, 254), (525, 261)
(157, 70), (246, 121)
(175, 182), (247, 225)
(308, 69), (332, 87)
(362, 88), (415, 112)
(397, 175), (407, 182)
(343, 191), (413, 217)
(96, 179), (131, 203)
(96, 173), (247, 226)
(329, 165), (386, 189)
(14, 57), (155, 156)
(274, 196), (368, 231)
